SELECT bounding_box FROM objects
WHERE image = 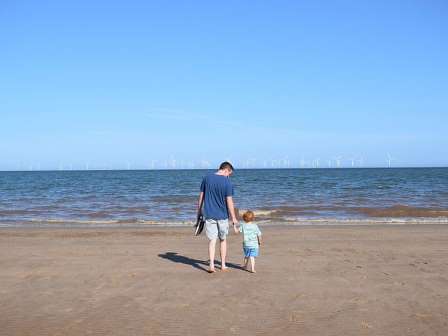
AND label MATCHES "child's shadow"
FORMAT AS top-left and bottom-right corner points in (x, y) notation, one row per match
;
(158, 252), (244, 272)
